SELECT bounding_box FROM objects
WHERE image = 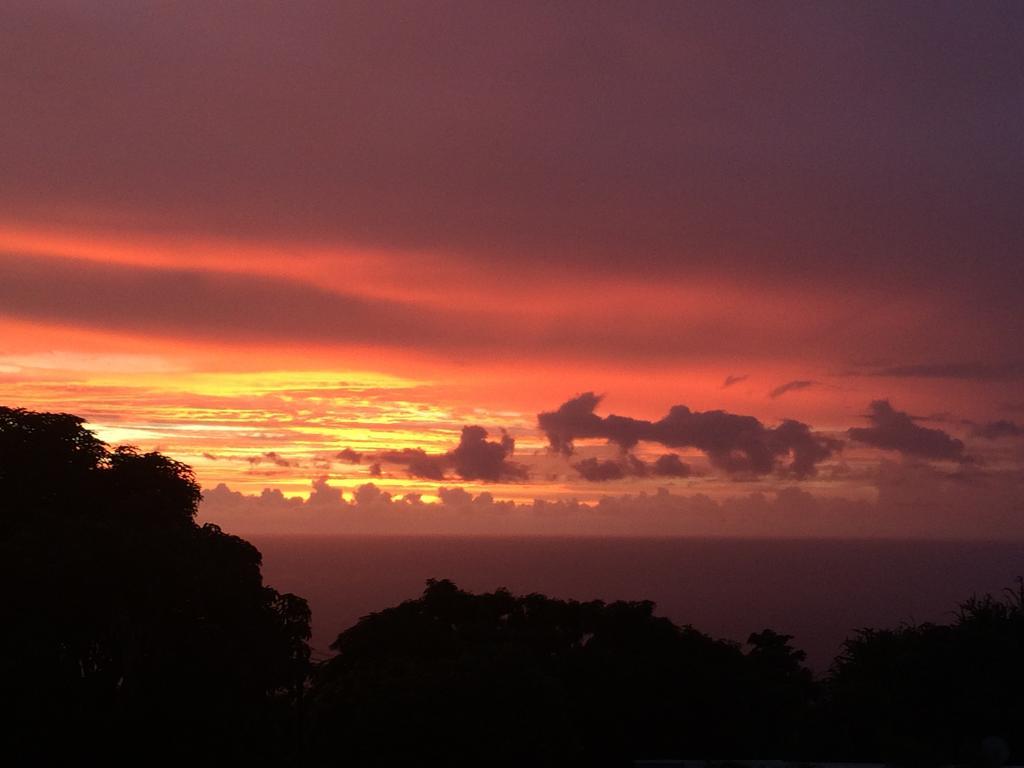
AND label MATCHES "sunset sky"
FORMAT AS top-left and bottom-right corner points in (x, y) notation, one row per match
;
(2, 2), (1021, 536)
